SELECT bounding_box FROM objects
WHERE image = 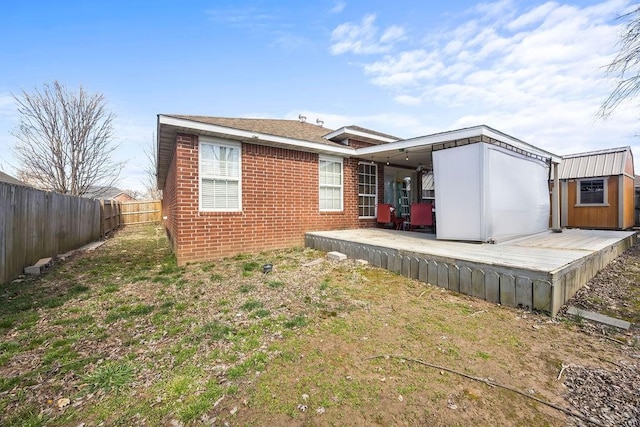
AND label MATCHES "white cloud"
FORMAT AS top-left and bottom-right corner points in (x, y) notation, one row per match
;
(206, 7), (278, 29)
(0, 93), (16, 119)
(331, 1), (639, 160)
(506, 2), (558, 31)
(329, 1), (346, 14)
(380, 25), (405, 43)
(395, 95), (422, 106)
(330, 14), (406, 55)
